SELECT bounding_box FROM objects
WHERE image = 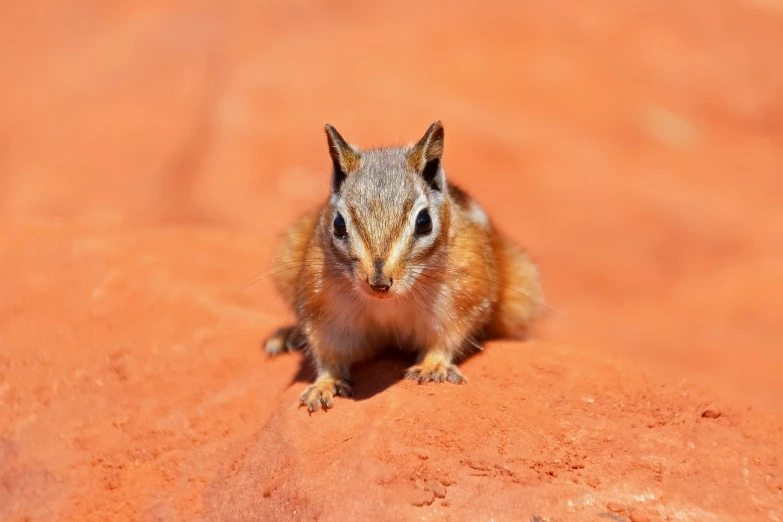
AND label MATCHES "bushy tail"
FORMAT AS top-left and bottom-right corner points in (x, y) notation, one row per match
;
(486, 237), (544, 340)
